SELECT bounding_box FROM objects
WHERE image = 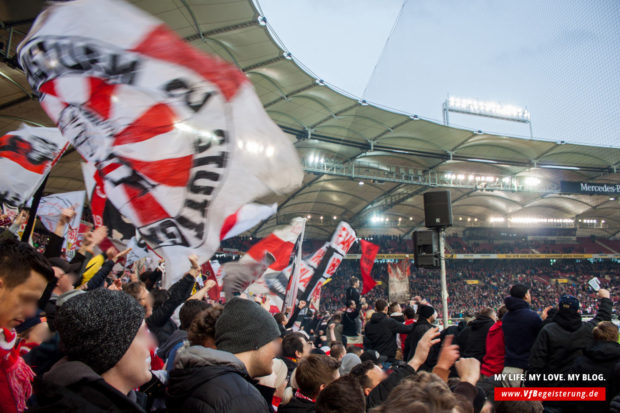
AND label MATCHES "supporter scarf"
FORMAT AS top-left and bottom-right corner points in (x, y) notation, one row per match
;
(1, 328), (35, 413)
